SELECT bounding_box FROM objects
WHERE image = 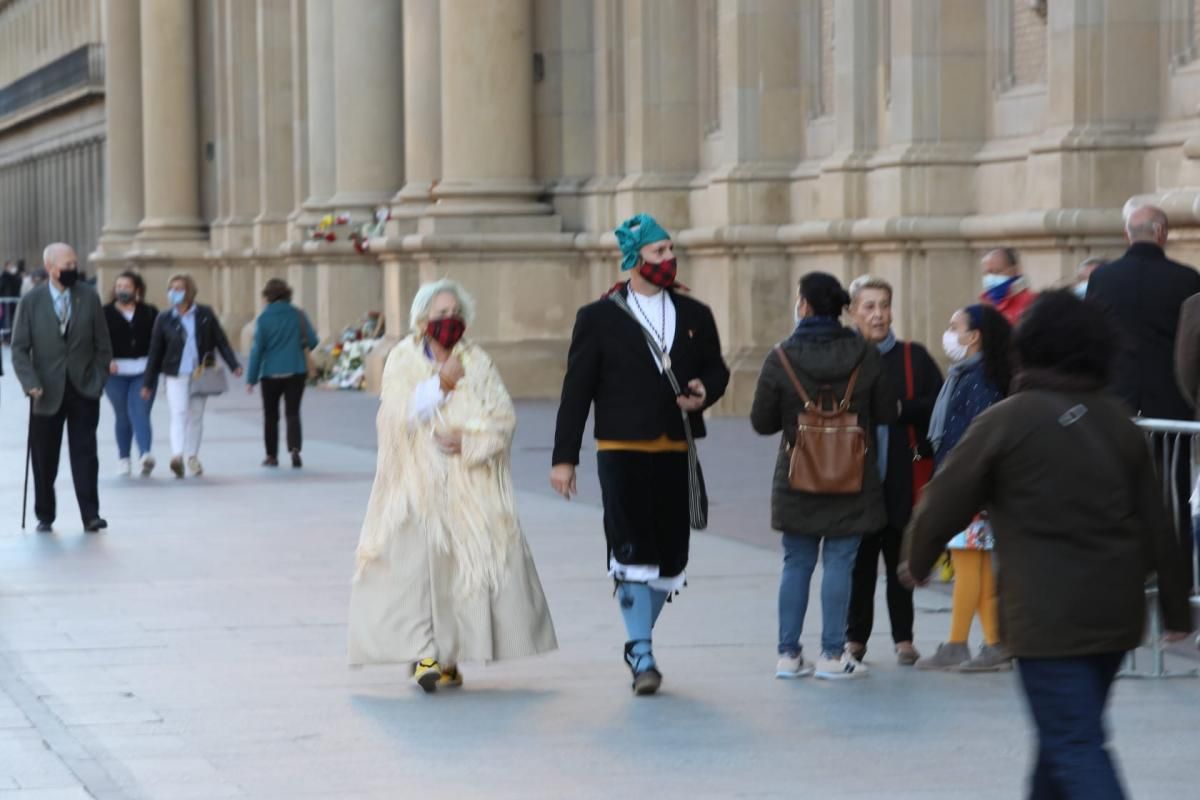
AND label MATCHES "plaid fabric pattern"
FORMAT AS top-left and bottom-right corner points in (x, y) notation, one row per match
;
(639, 258), (677, 289)
(426, 318), (466, 349)
(600, 264), (689, 300)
